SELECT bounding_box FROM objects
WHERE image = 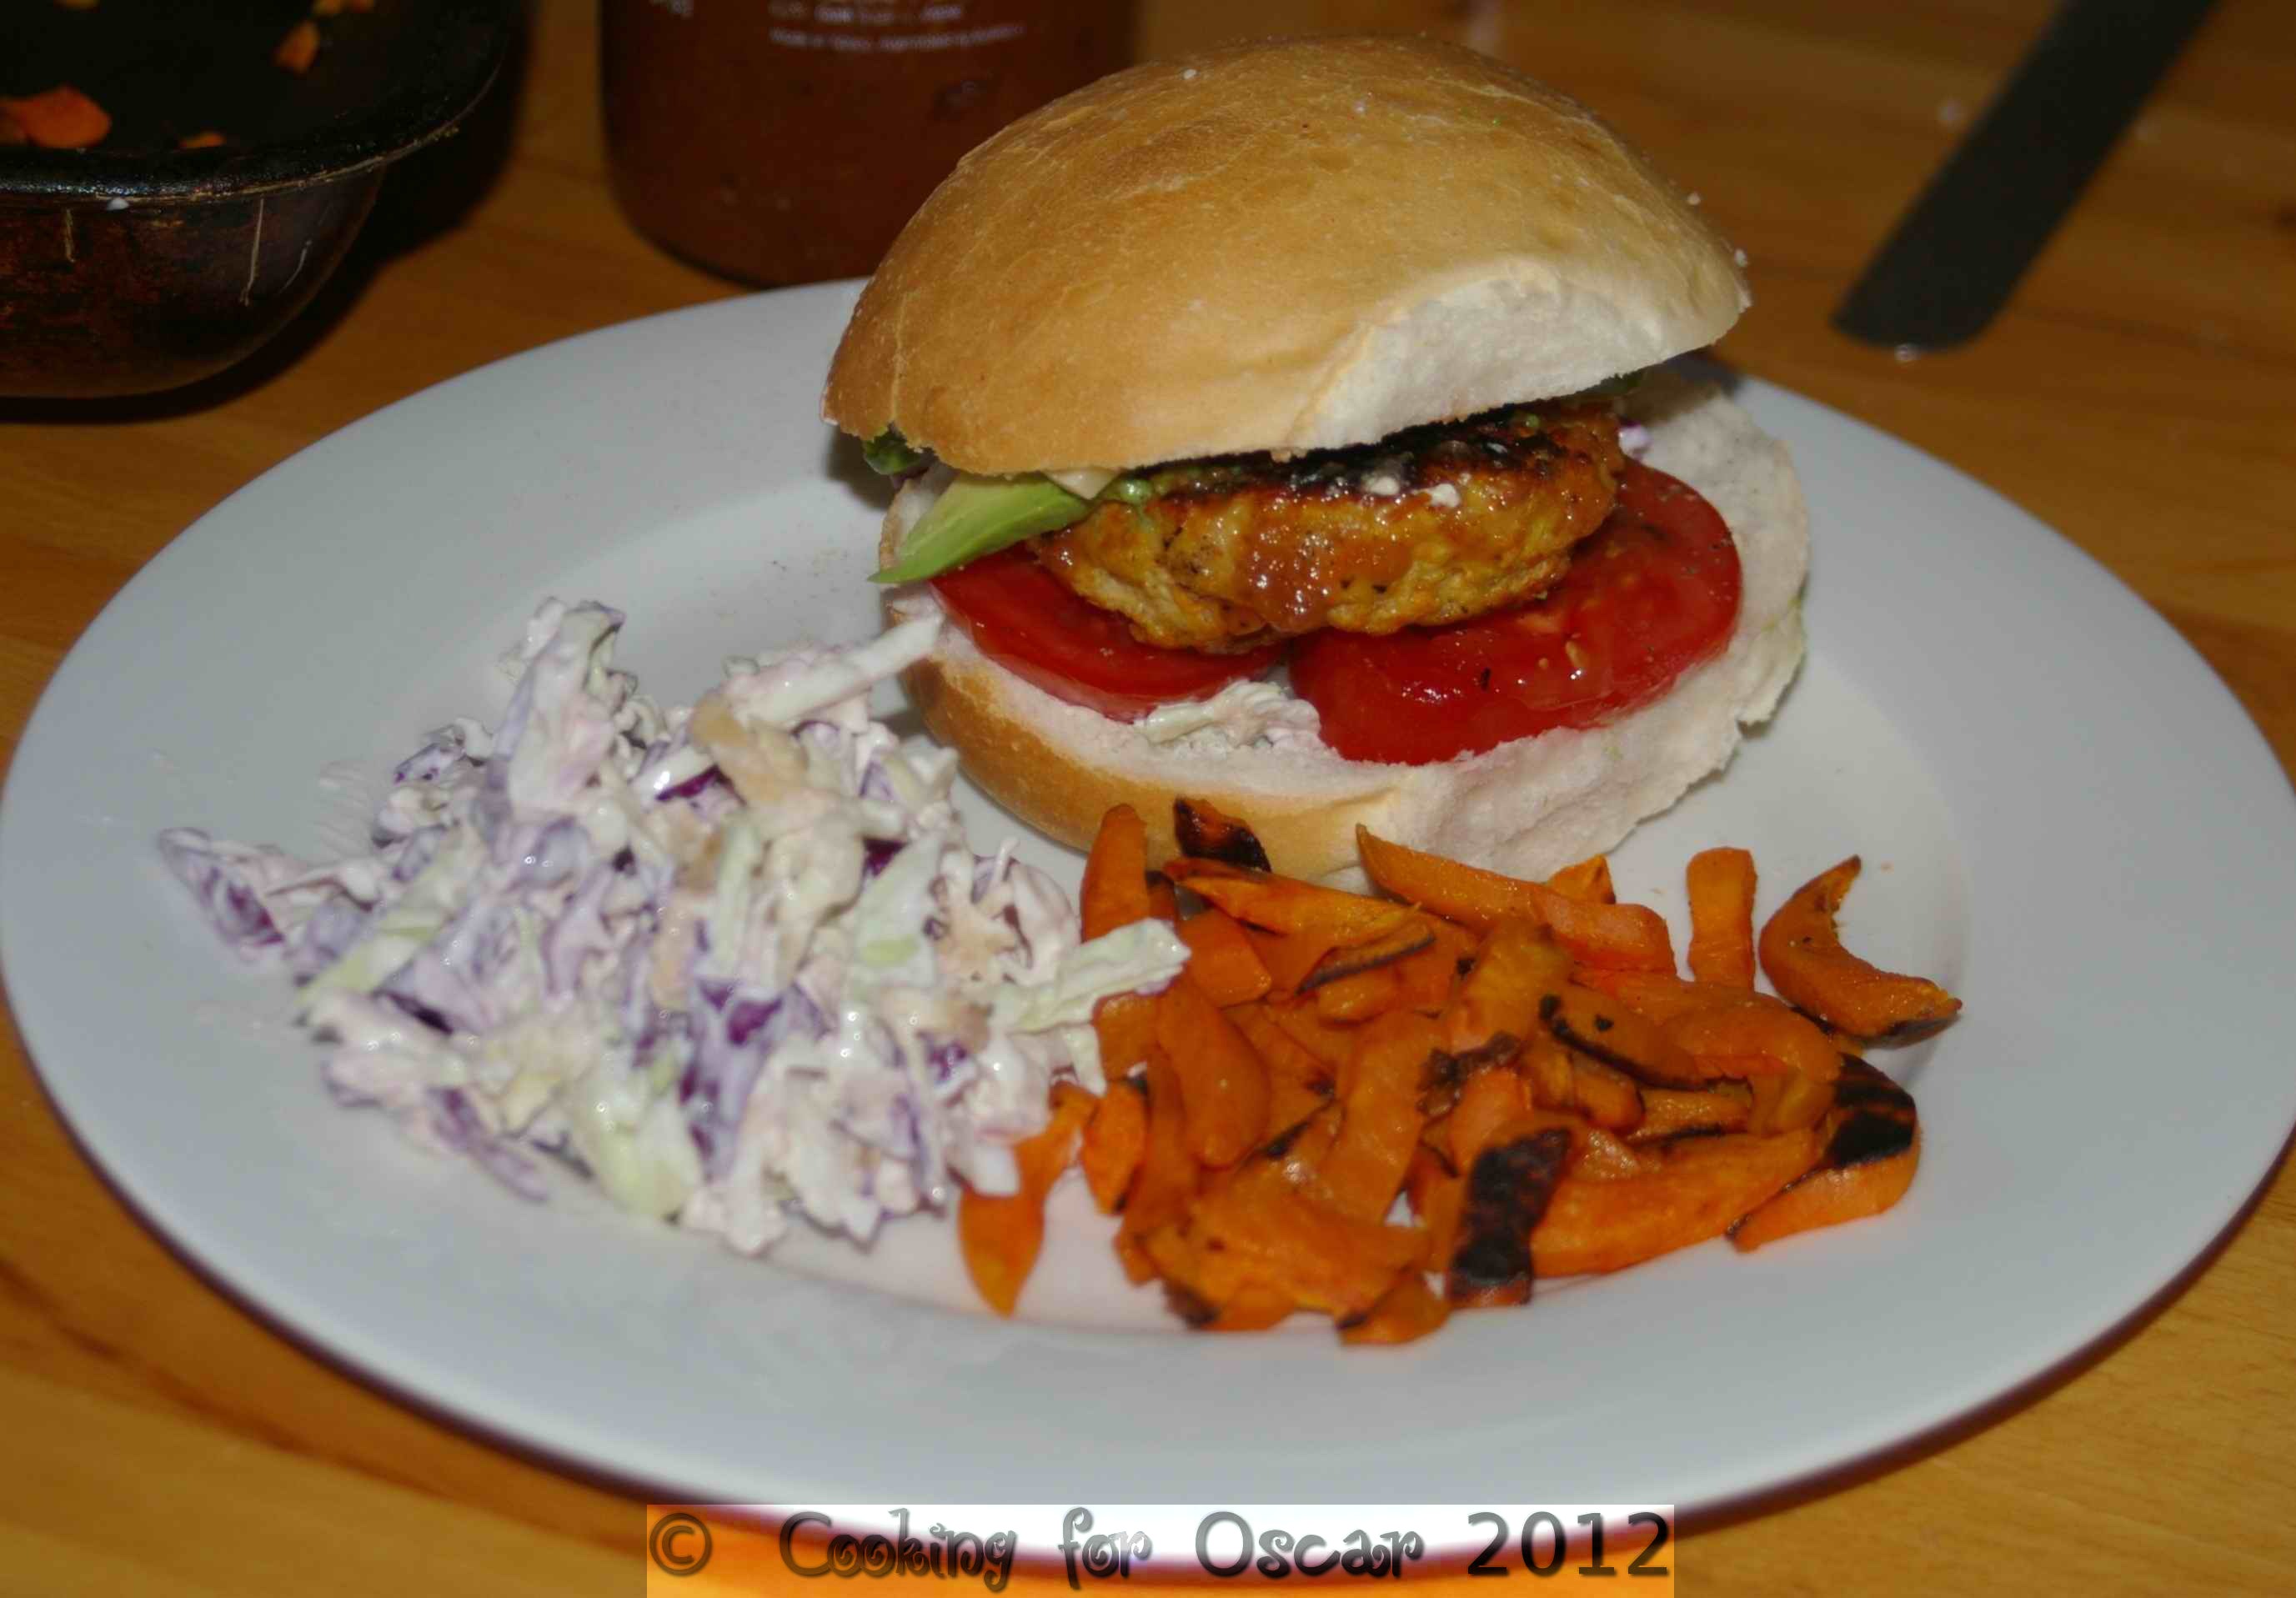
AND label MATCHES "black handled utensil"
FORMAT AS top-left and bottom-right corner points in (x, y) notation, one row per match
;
(1832, 0), (2218, 353)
